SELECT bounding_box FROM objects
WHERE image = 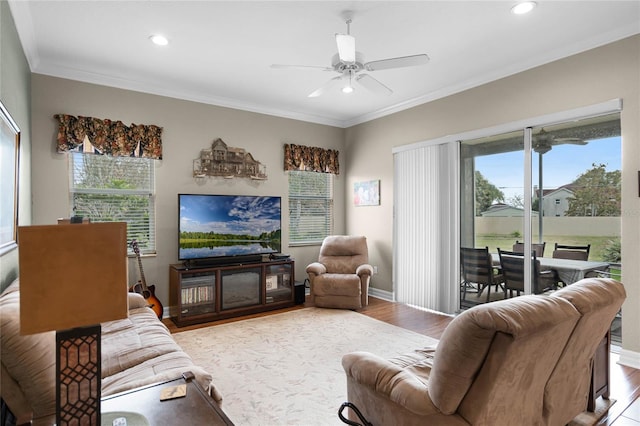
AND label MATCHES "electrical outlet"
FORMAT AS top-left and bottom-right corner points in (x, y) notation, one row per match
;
(373, 266), (378, 274)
